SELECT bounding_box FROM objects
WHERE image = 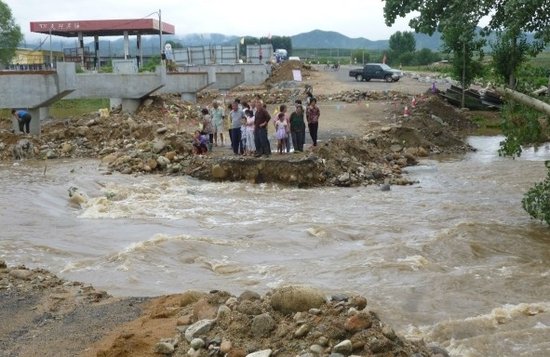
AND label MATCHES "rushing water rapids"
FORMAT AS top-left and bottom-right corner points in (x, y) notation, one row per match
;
(1, 136), (549, 357)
